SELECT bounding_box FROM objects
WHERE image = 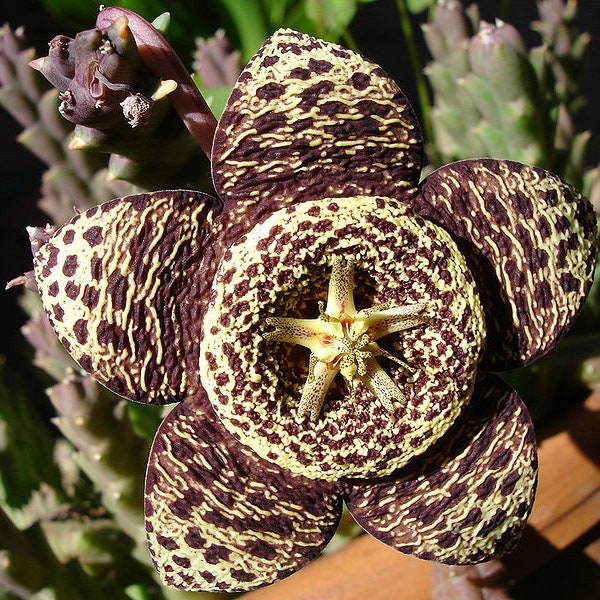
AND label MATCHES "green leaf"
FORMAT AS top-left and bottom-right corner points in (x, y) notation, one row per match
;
(305, 0), (373, 39)
(197, 84), (235, 121)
